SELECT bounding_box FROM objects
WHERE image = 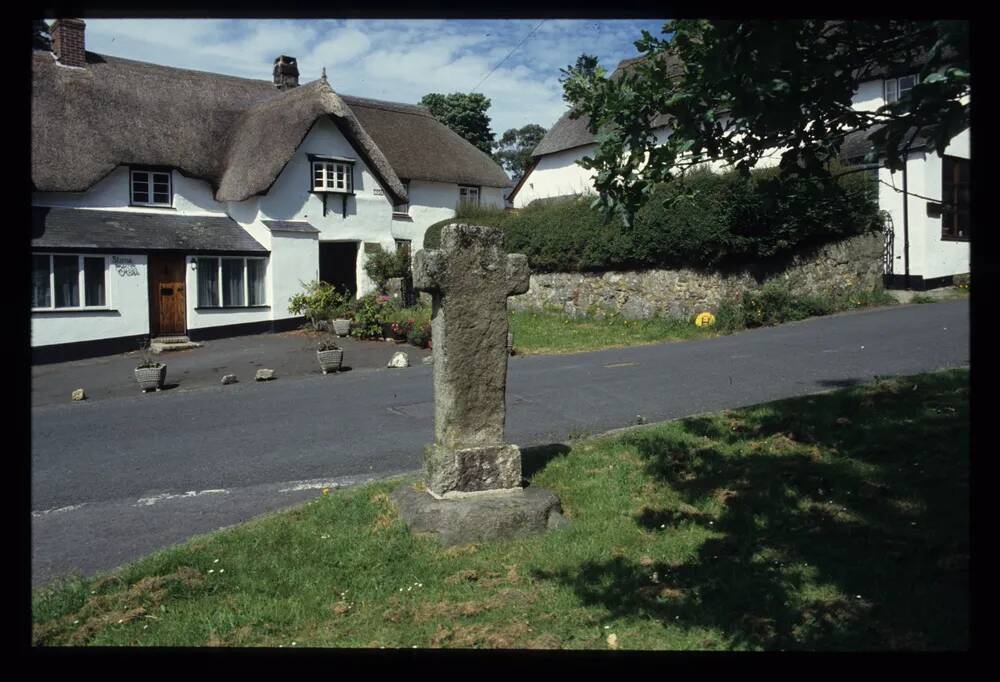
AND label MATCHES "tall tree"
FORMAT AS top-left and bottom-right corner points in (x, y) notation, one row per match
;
(561, 20), (970, 224)
(419, 92), (496, 156)
(494, 124), (548, 178)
